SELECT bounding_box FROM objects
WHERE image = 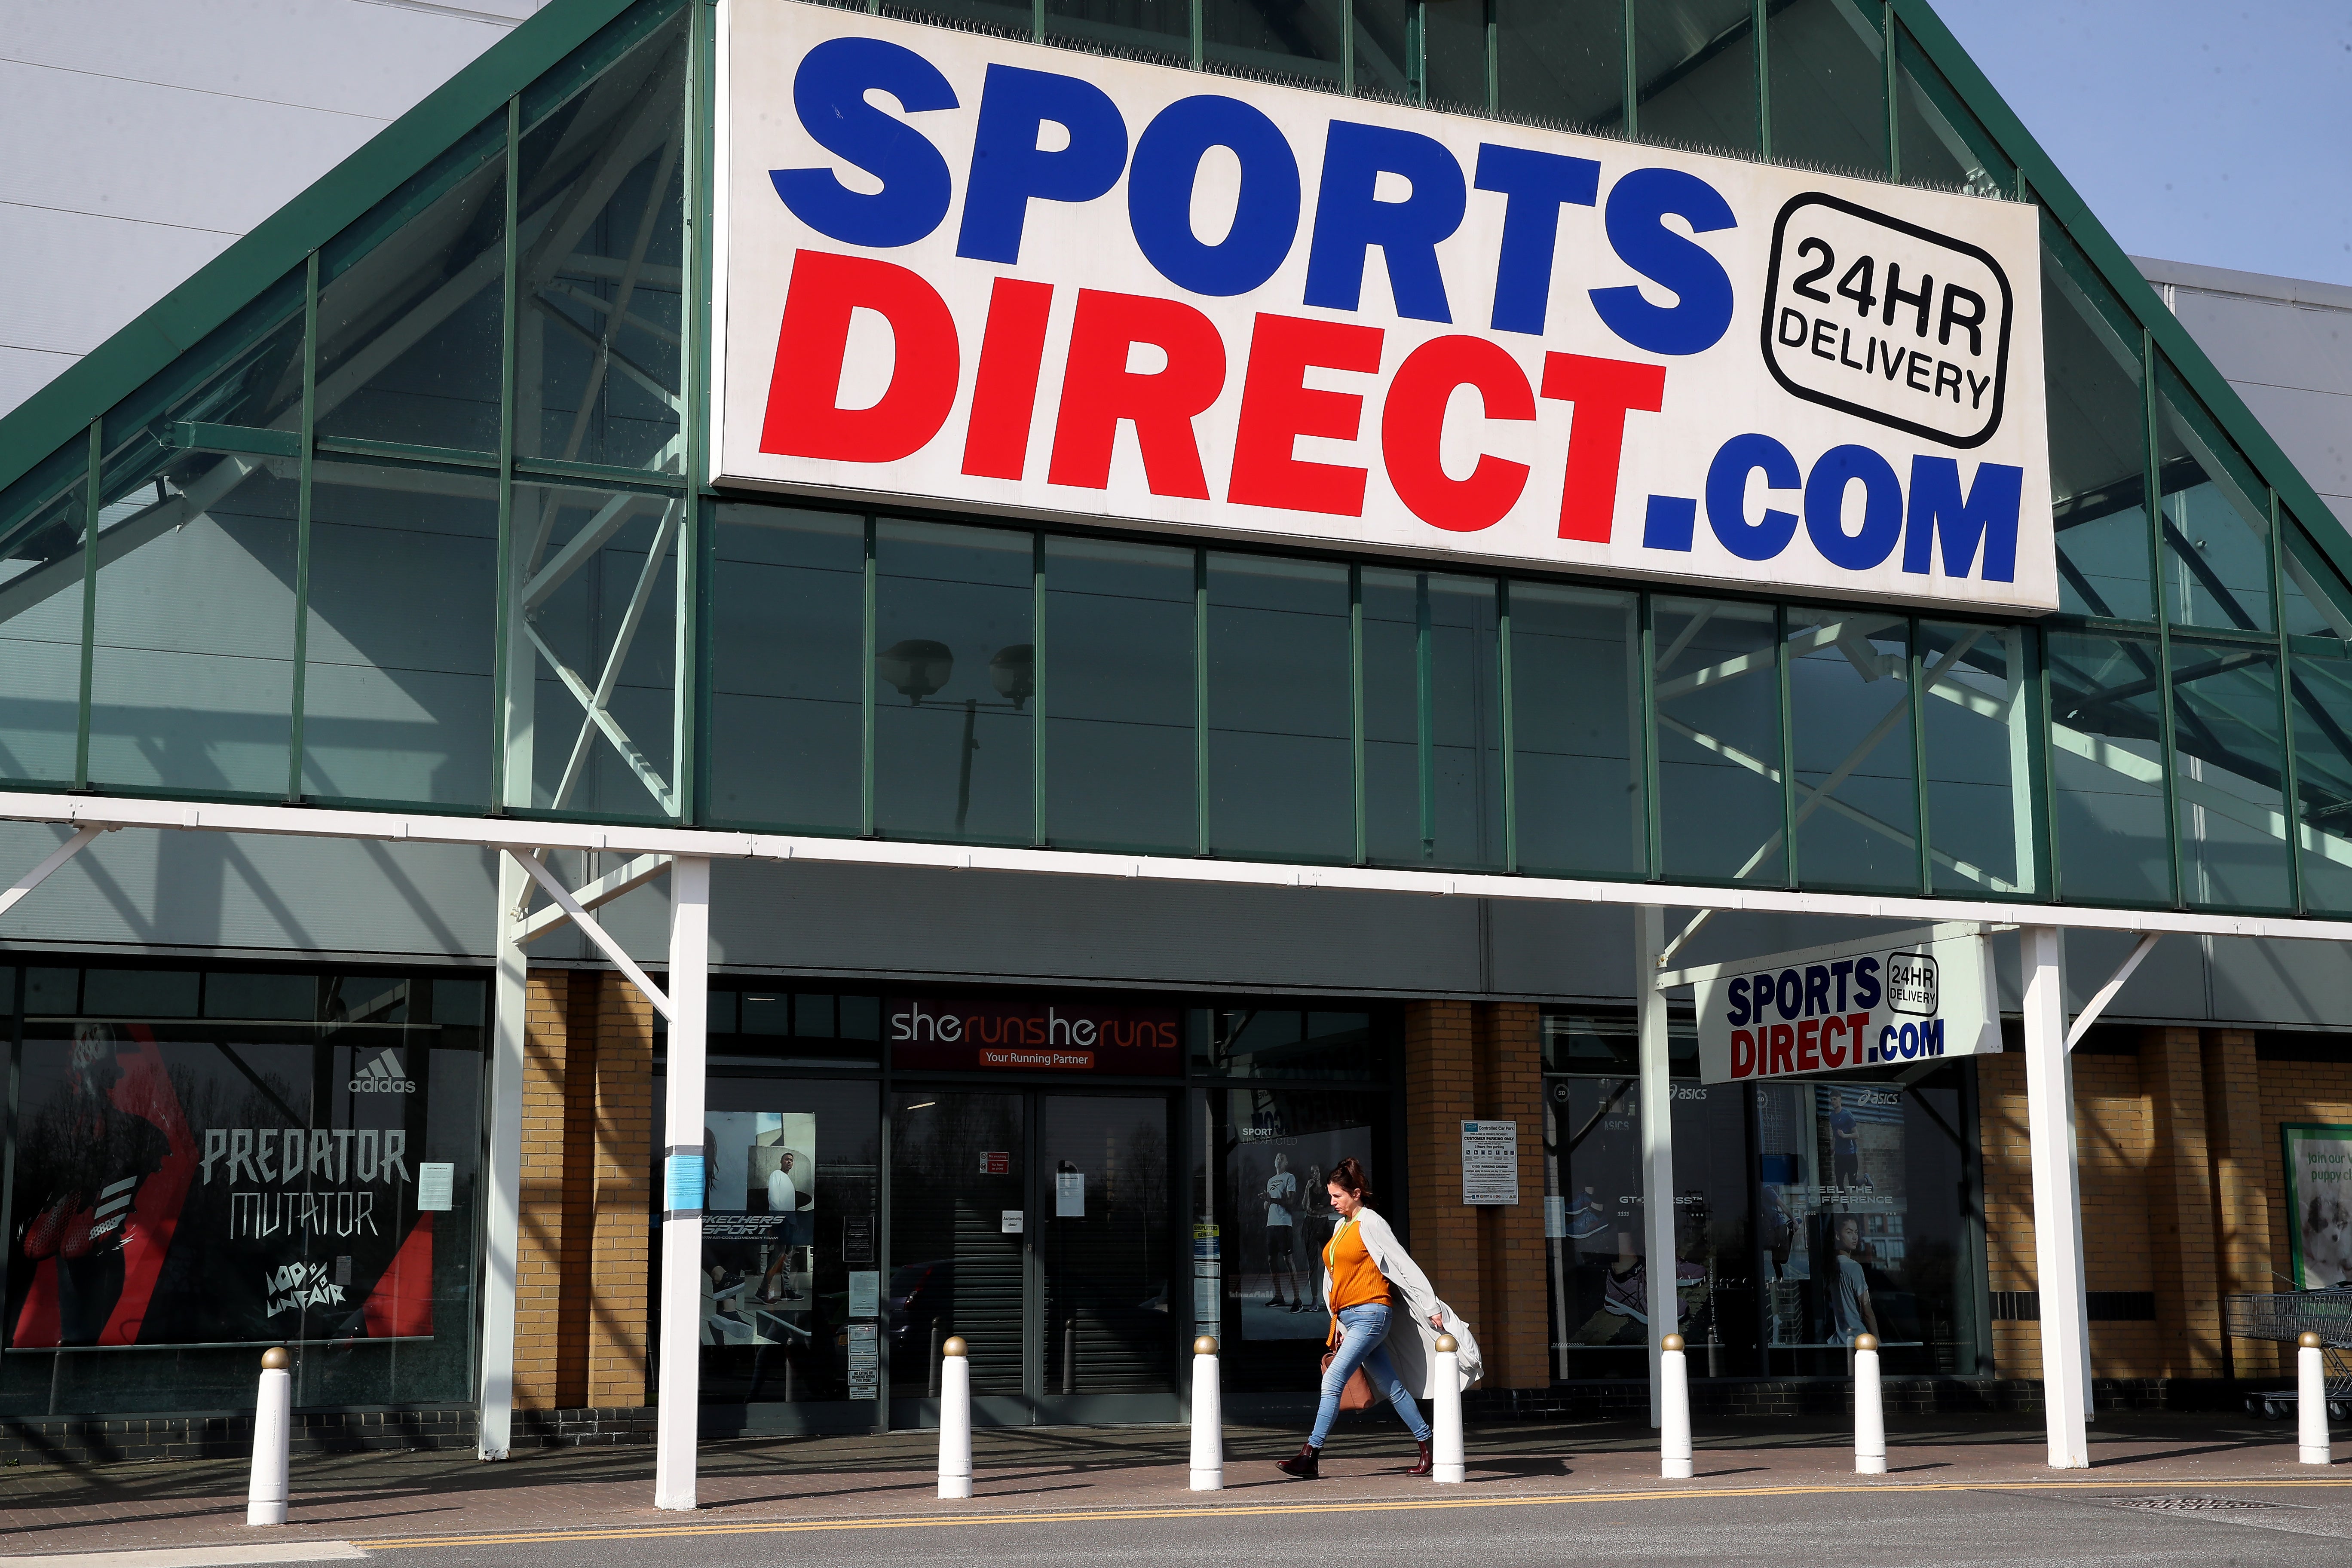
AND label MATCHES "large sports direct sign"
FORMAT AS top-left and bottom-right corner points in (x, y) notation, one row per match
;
(714, 3), (2056, 611)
